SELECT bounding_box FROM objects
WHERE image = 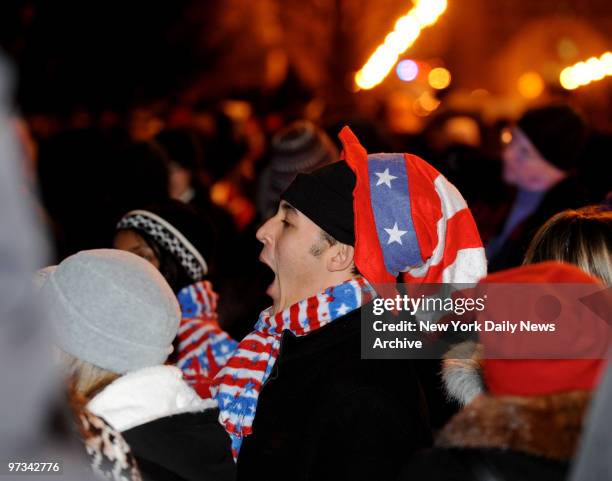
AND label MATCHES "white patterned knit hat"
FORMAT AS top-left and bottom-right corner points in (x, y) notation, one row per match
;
(117, 209), (209, 281)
